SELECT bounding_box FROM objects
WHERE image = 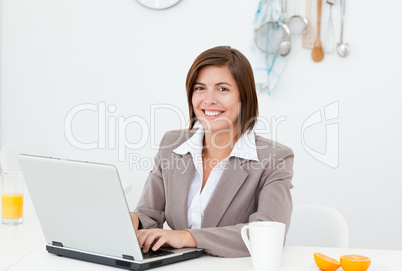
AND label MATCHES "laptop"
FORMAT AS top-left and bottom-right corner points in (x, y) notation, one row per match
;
(18, 154), (204, 270)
